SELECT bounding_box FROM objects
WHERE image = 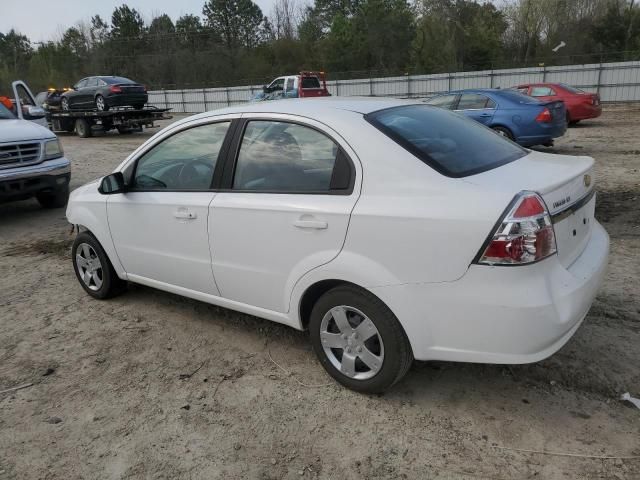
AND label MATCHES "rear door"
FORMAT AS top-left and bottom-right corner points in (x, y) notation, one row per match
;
(209, 115), (360, 313)
(454, 93), (496, 125)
